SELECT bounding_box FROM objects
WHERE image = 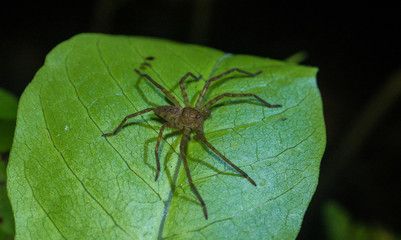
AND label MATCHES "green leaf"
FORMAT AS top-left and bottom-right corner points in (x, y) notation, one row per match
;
(0, 88), (18, 120)
(0, 156), (15, 239)
(323, 202), (401, 240)
(8, 33), (325, 239)
(323, 202), (352, 240)
(284, 51), (308, 64)
(0, 88), (18, 153)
